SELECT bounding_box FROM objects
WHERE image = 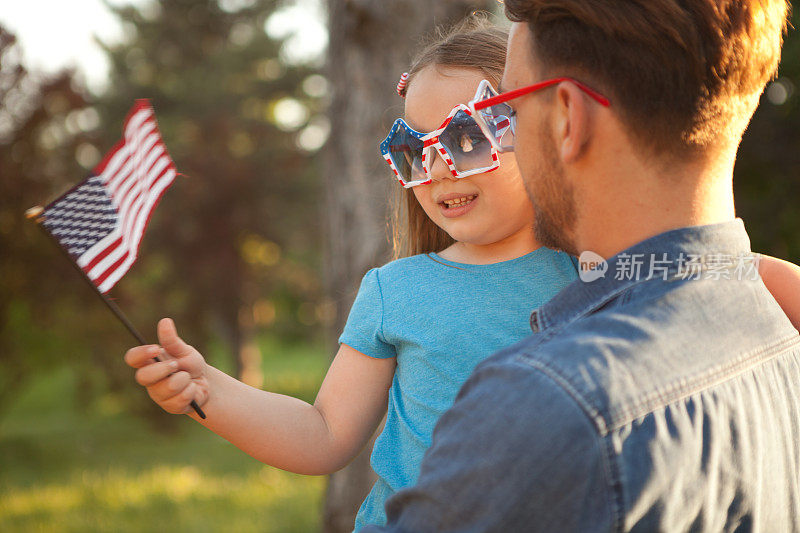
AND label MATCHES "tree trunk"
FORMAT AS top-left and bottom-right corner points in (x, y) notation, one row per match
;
(323, 1), (495, 531)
